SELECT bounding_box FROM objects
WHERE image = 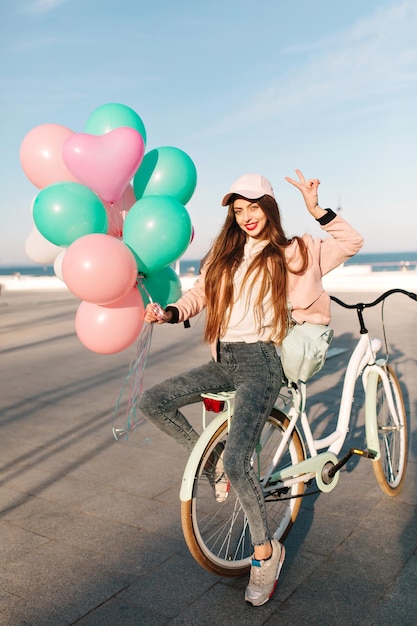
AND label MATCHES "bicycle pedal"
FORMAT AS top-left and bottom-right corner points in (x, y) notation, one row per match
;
(350, 448), (376, 459)
(360, 449), (377, 459)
